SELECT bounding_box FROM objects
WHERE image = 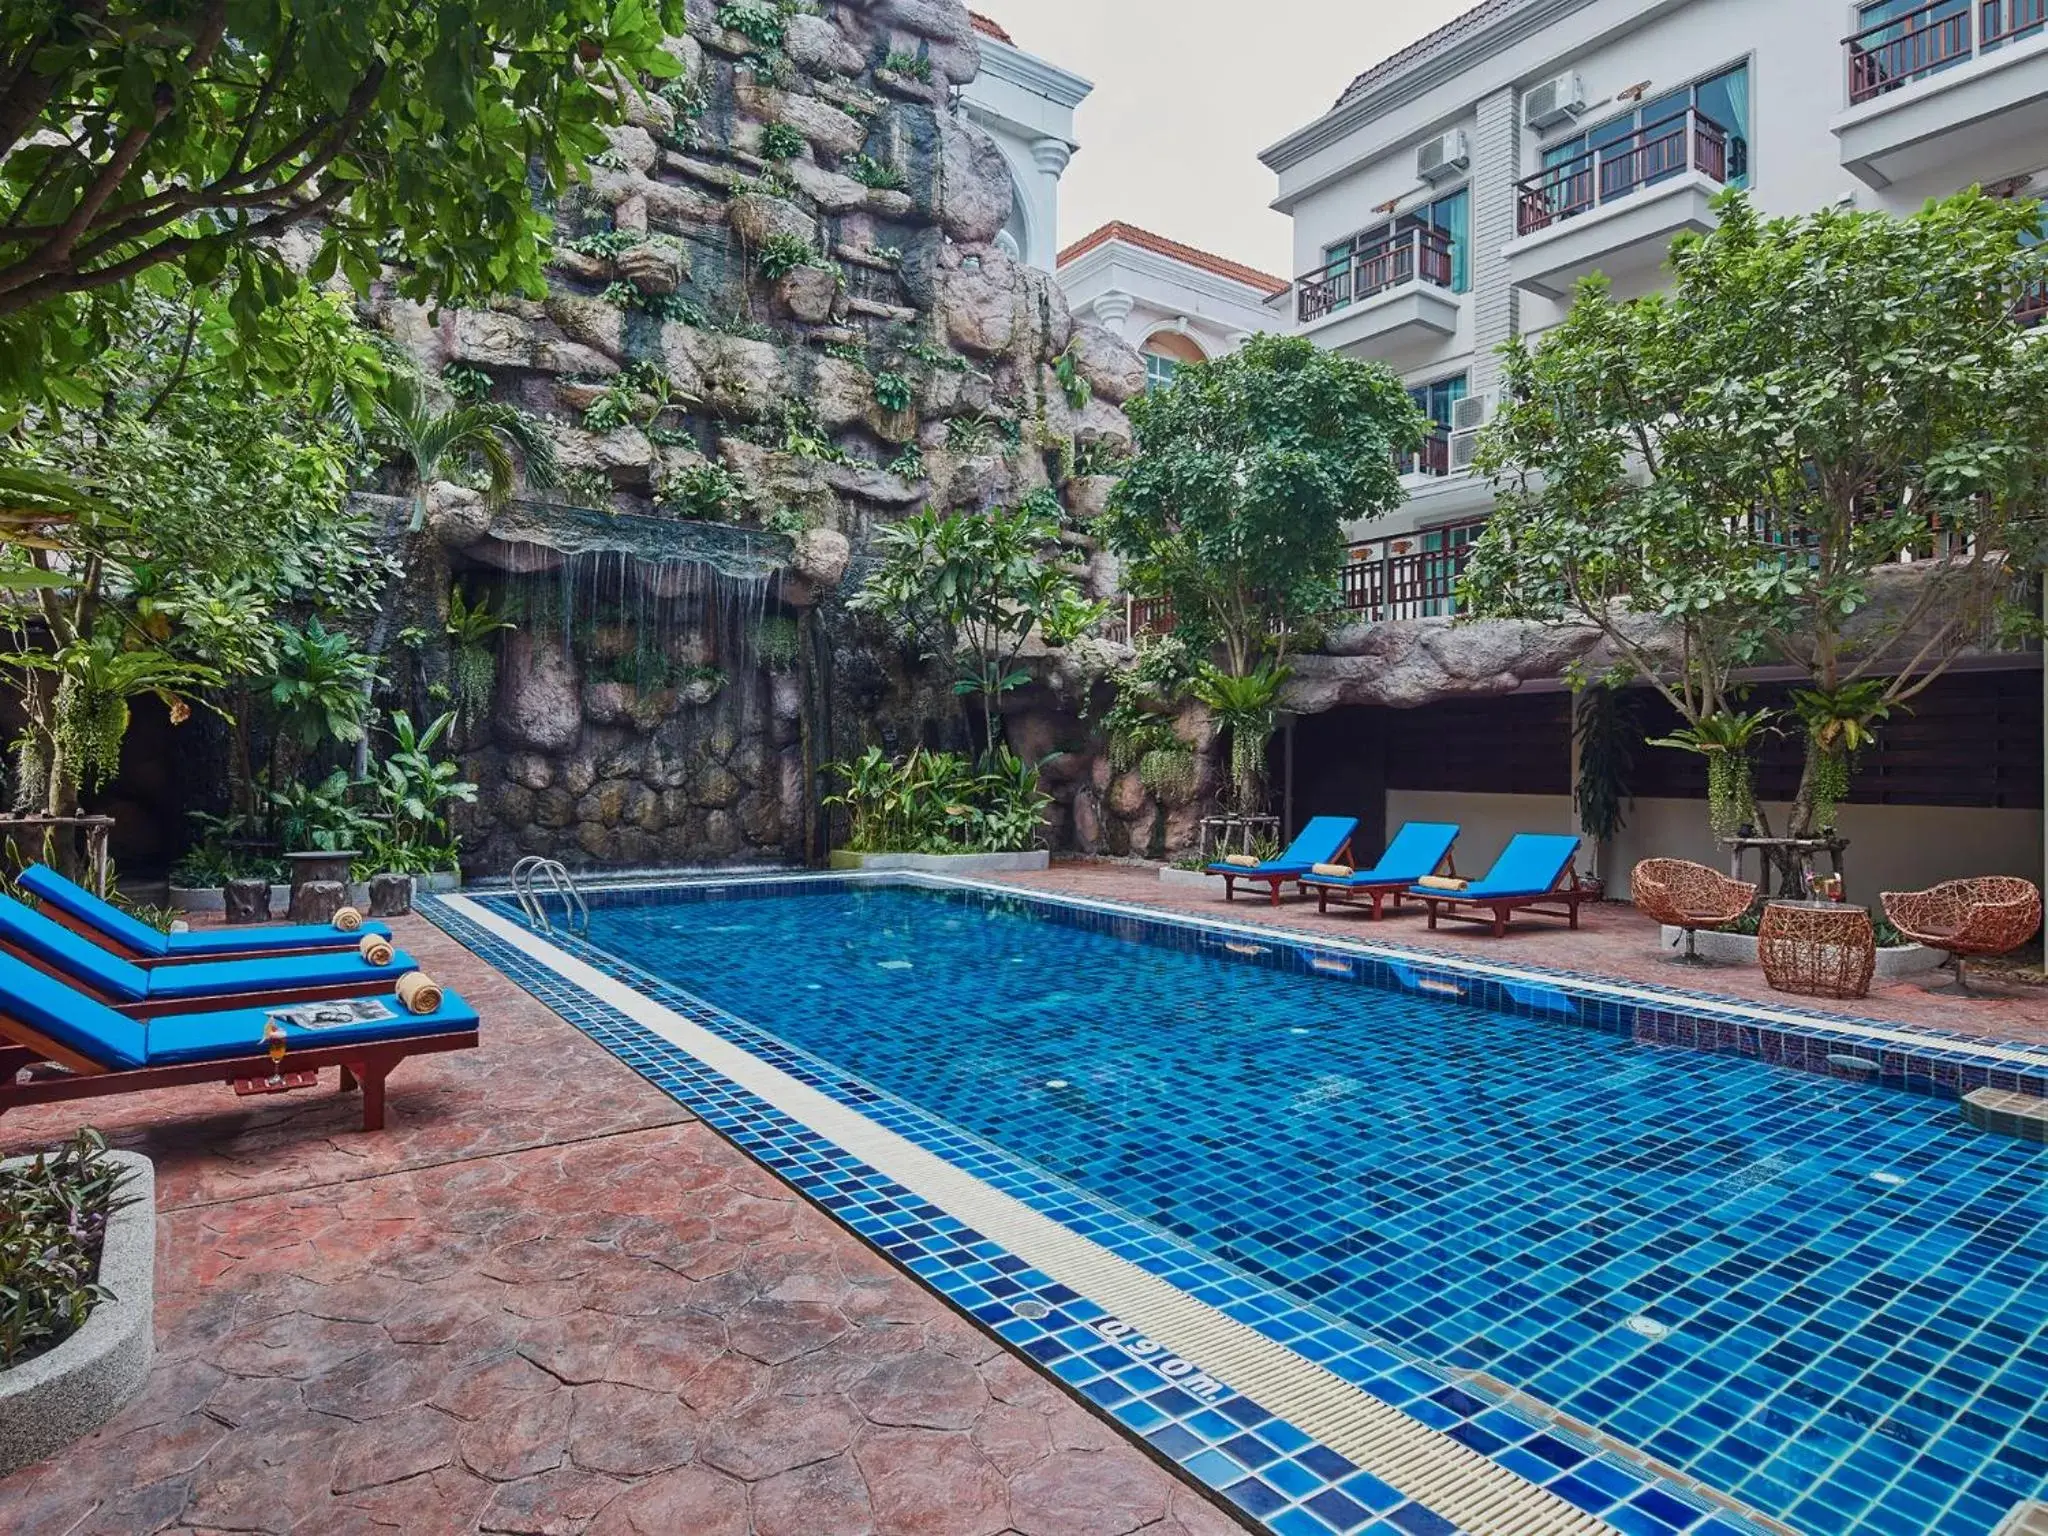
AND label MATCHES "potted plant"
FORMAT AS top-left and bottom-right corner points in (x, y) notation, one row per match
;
(359, 710), (478, 910)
